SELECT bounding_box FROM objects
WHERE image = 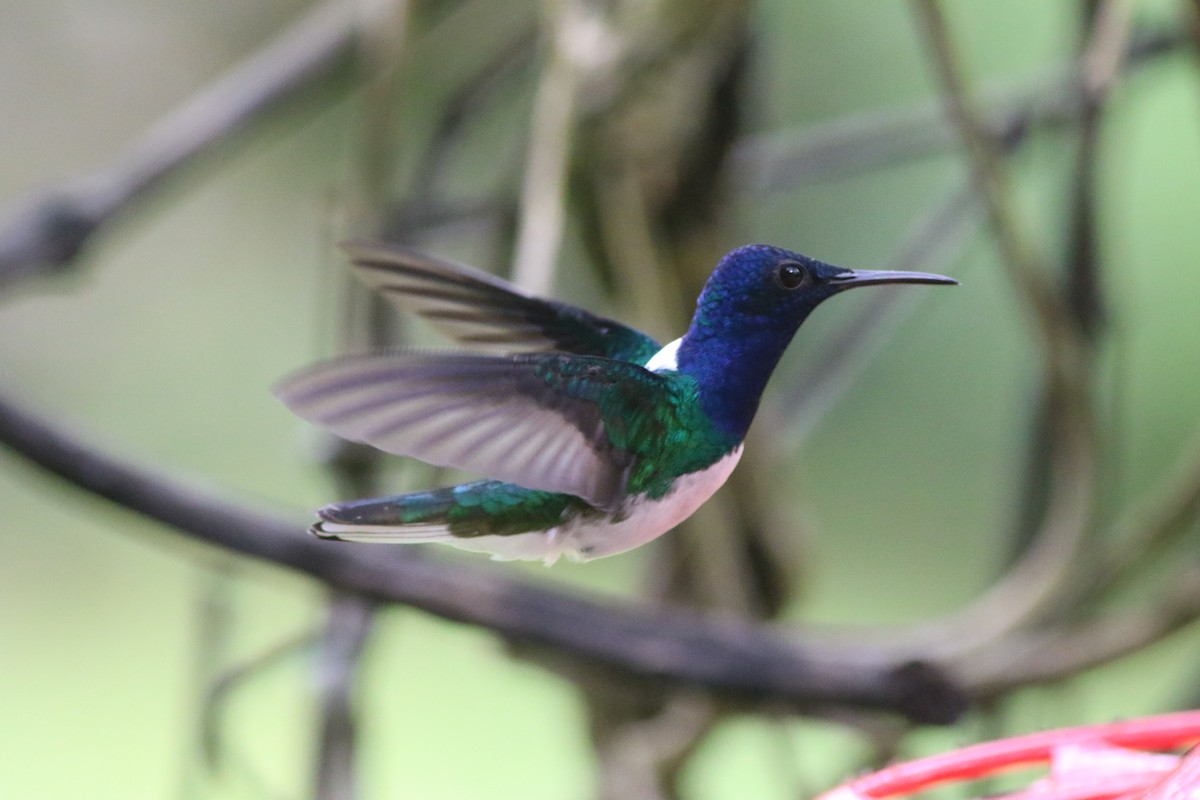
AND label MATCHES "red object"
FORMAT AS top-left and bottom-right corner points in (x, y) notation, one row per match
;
(817, 711), (1200, 800)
